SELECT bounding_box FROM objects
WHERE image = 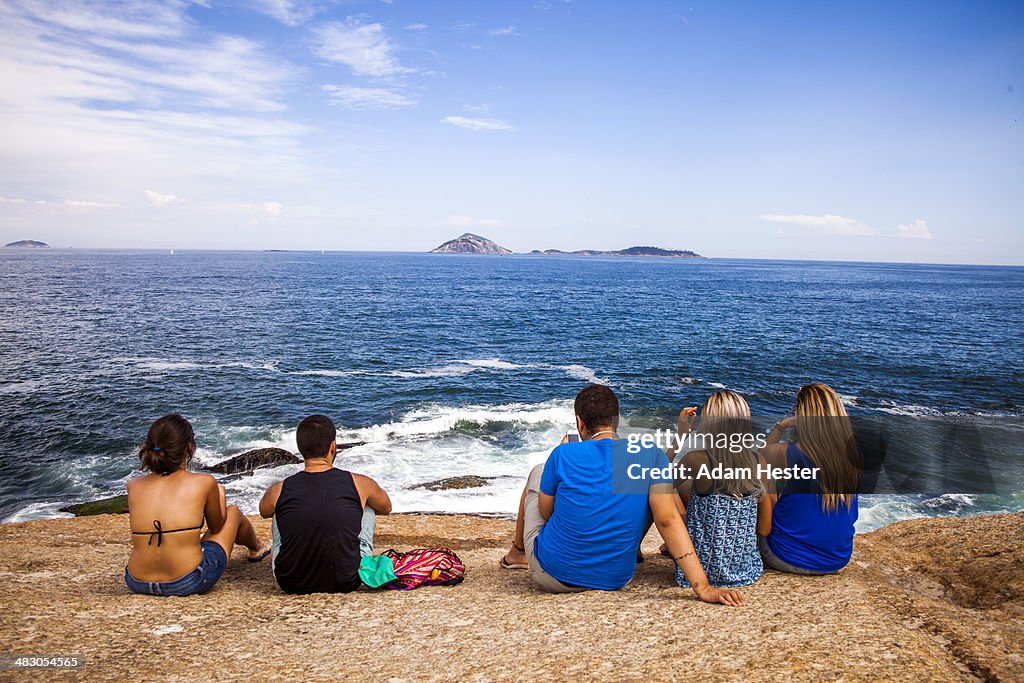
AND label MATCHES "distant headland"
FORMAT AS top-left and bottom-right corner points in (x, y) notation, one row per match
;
(428, 233), (702, 258)
(4, 239), (49, 248)
(530, 246), (702, 258)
